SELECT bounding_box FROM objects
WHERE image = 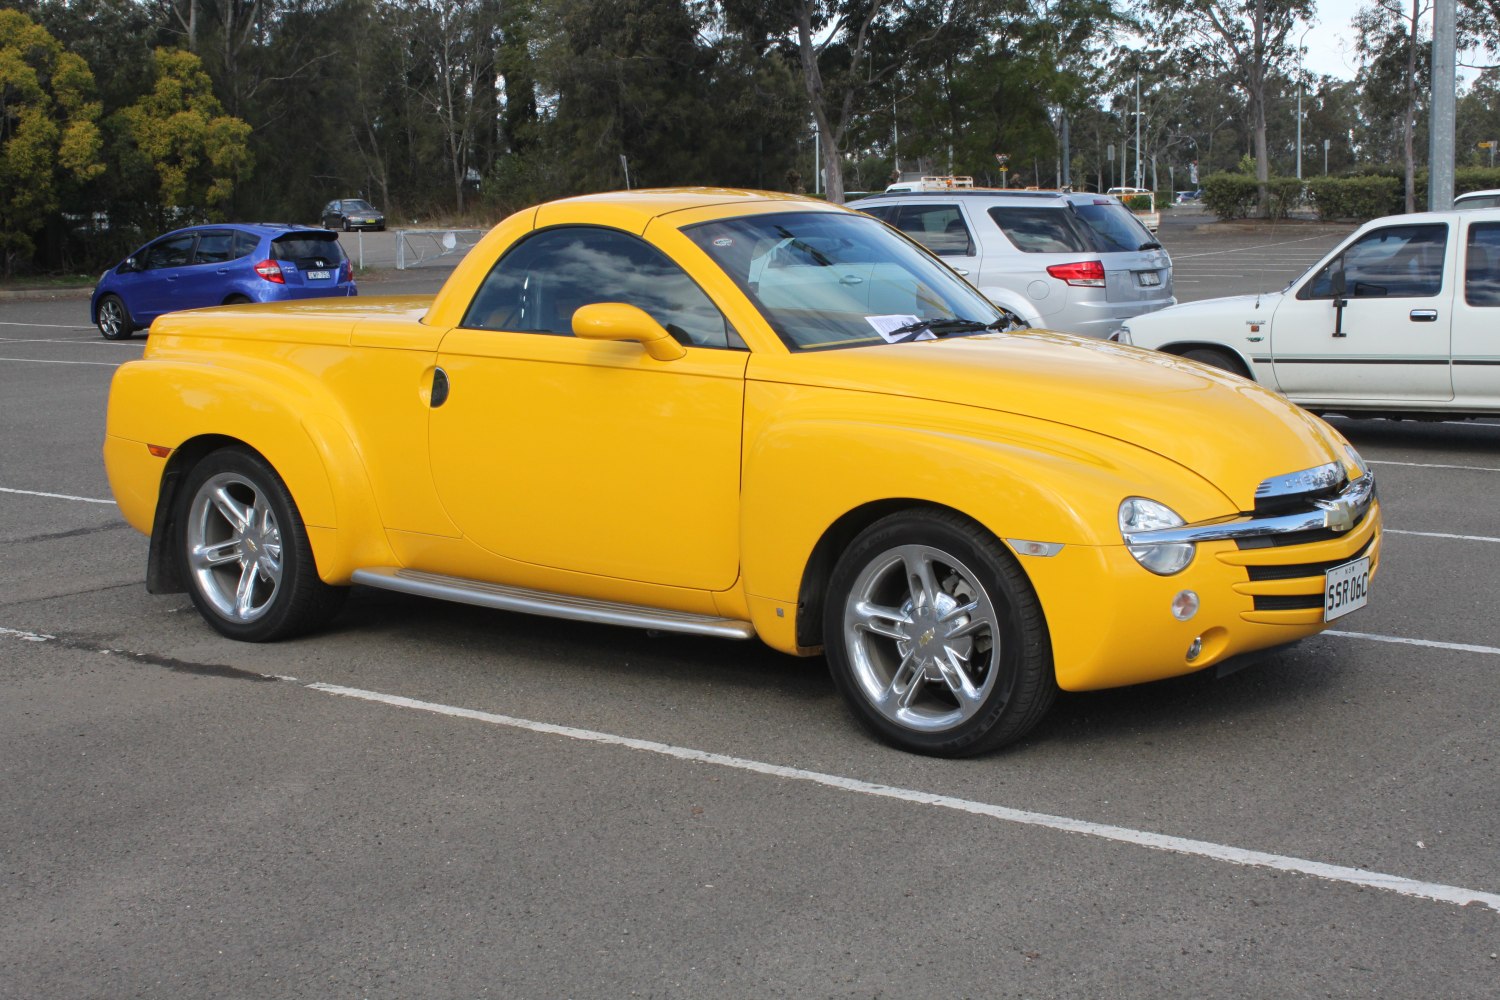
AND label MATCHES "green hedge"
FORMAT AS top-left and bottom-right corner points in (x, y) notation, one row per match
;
(1304, 176), (1402, 220)
(1200, 174), (1305, 219)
